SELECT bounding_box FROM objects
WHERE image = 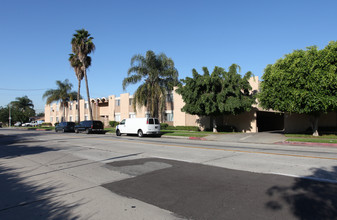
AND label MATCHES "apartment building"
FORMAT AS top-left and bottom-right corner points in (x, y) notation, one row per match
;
(46, 76), (308, 133)
(45, 89), (196, 128)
